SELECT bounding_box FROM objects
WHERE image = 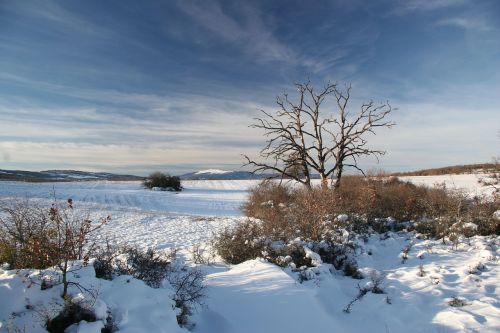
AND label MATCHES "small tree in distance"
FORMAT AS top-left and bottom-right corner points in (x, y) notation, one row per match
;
(143, 172), (182, 191)
(243, 80), (394, 188)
